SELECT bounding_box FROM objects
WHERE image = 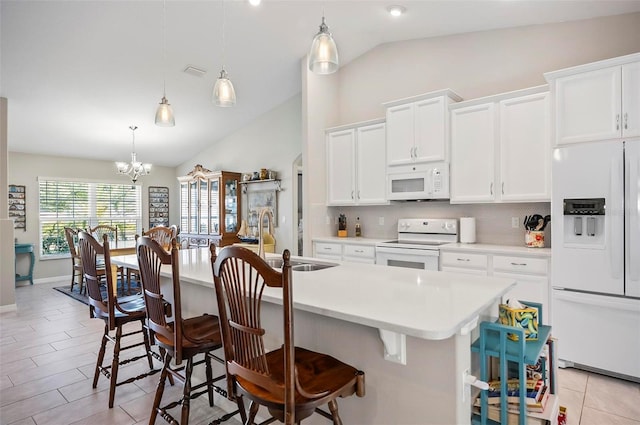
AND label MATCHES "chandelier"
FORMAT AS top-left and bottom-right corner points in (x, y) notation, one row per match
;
(115, 126), (152, 183)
